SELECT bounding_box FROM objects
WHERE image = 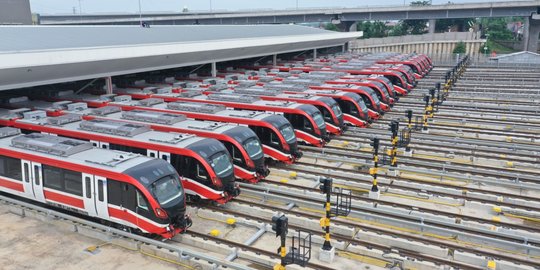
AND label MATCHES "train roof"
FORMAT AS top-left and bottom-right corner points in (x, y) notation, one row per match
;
(0, 127), (158, 173)
(14, 111), (212, 151)
(165, 101), (278, 122)
(200, 93), (306, 110)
